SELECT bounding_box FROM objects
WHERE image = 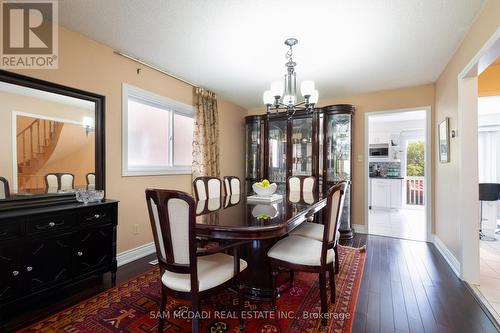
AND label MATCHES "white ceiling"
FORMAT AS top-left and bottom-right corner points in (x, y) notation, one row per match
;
(58, 0), (485, 108)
